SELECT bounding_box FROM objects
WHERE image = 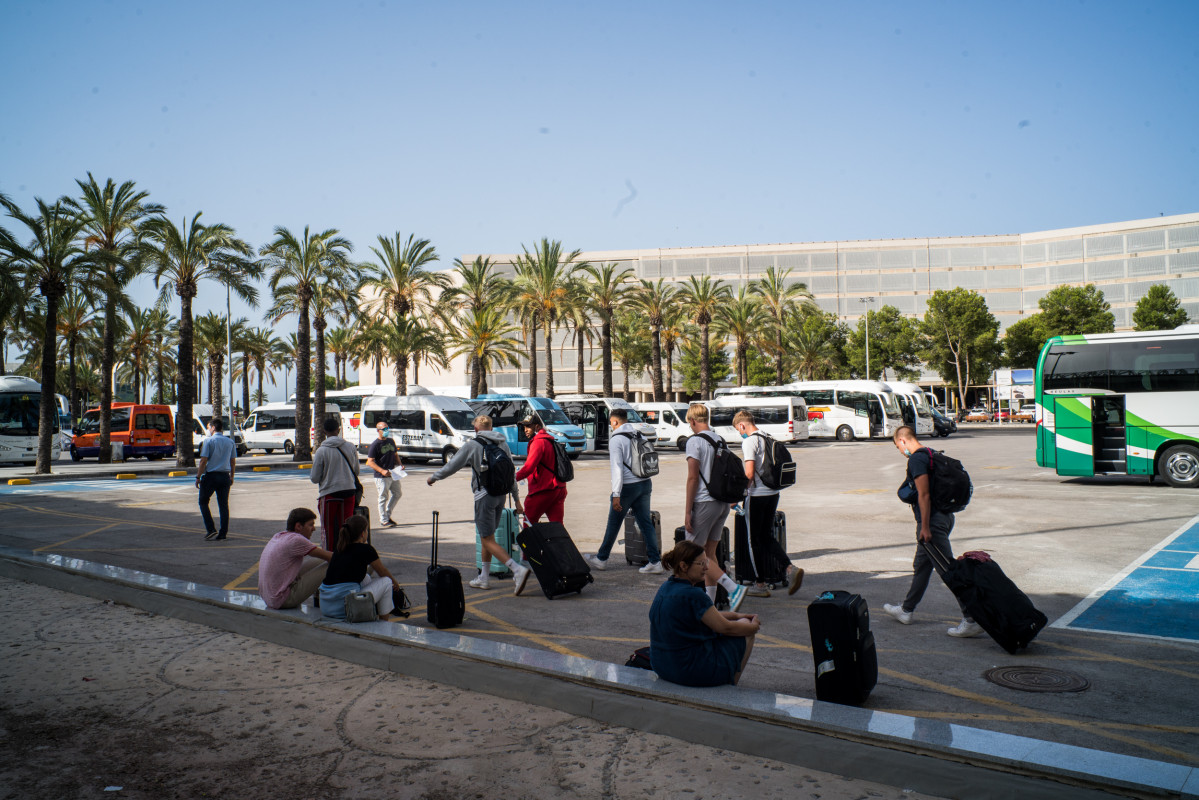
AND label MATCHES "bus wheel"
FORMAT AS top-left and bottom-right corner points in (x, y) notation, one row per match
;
(70, 447), (83, 462)
(1159, 444), (1199, 488)
(284, 440), (294, 455)
(441, 446), (457, 466)
(836, 425), (855, 442)
(677, 436), (688, 451)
